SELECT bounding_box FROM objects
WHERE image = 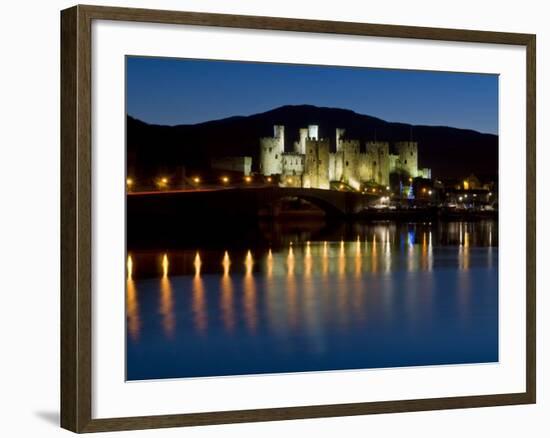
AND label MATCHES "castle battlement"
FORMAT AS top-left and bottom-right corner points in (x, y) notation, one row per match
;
(259, 125), (429, 189)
